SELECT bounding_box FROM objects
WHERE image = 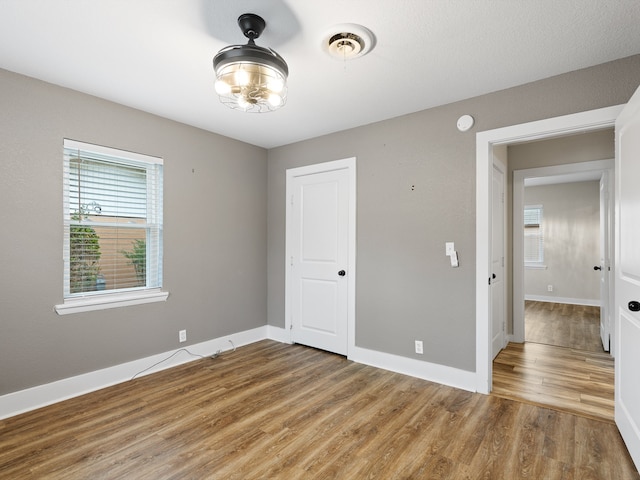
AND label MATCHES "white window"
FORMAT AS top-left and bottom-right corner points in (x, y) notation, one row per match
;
(524, 205), (545, 268)
(55, 139), (168, 315)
